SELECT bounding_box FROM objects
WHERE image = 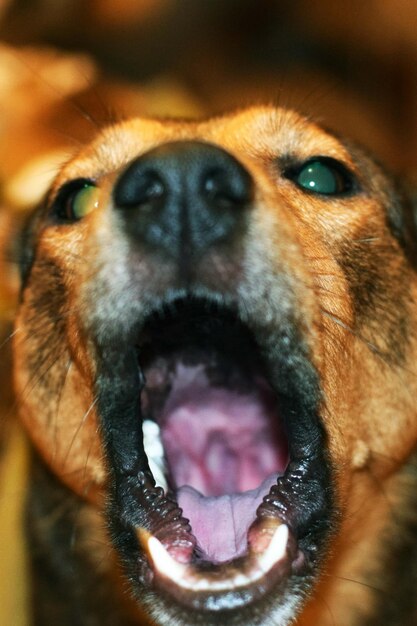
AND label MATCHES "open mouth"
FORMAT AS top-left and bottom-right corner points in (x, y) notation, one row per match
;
(139, 299), (289, 563)
(98, 295), (334, 613)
